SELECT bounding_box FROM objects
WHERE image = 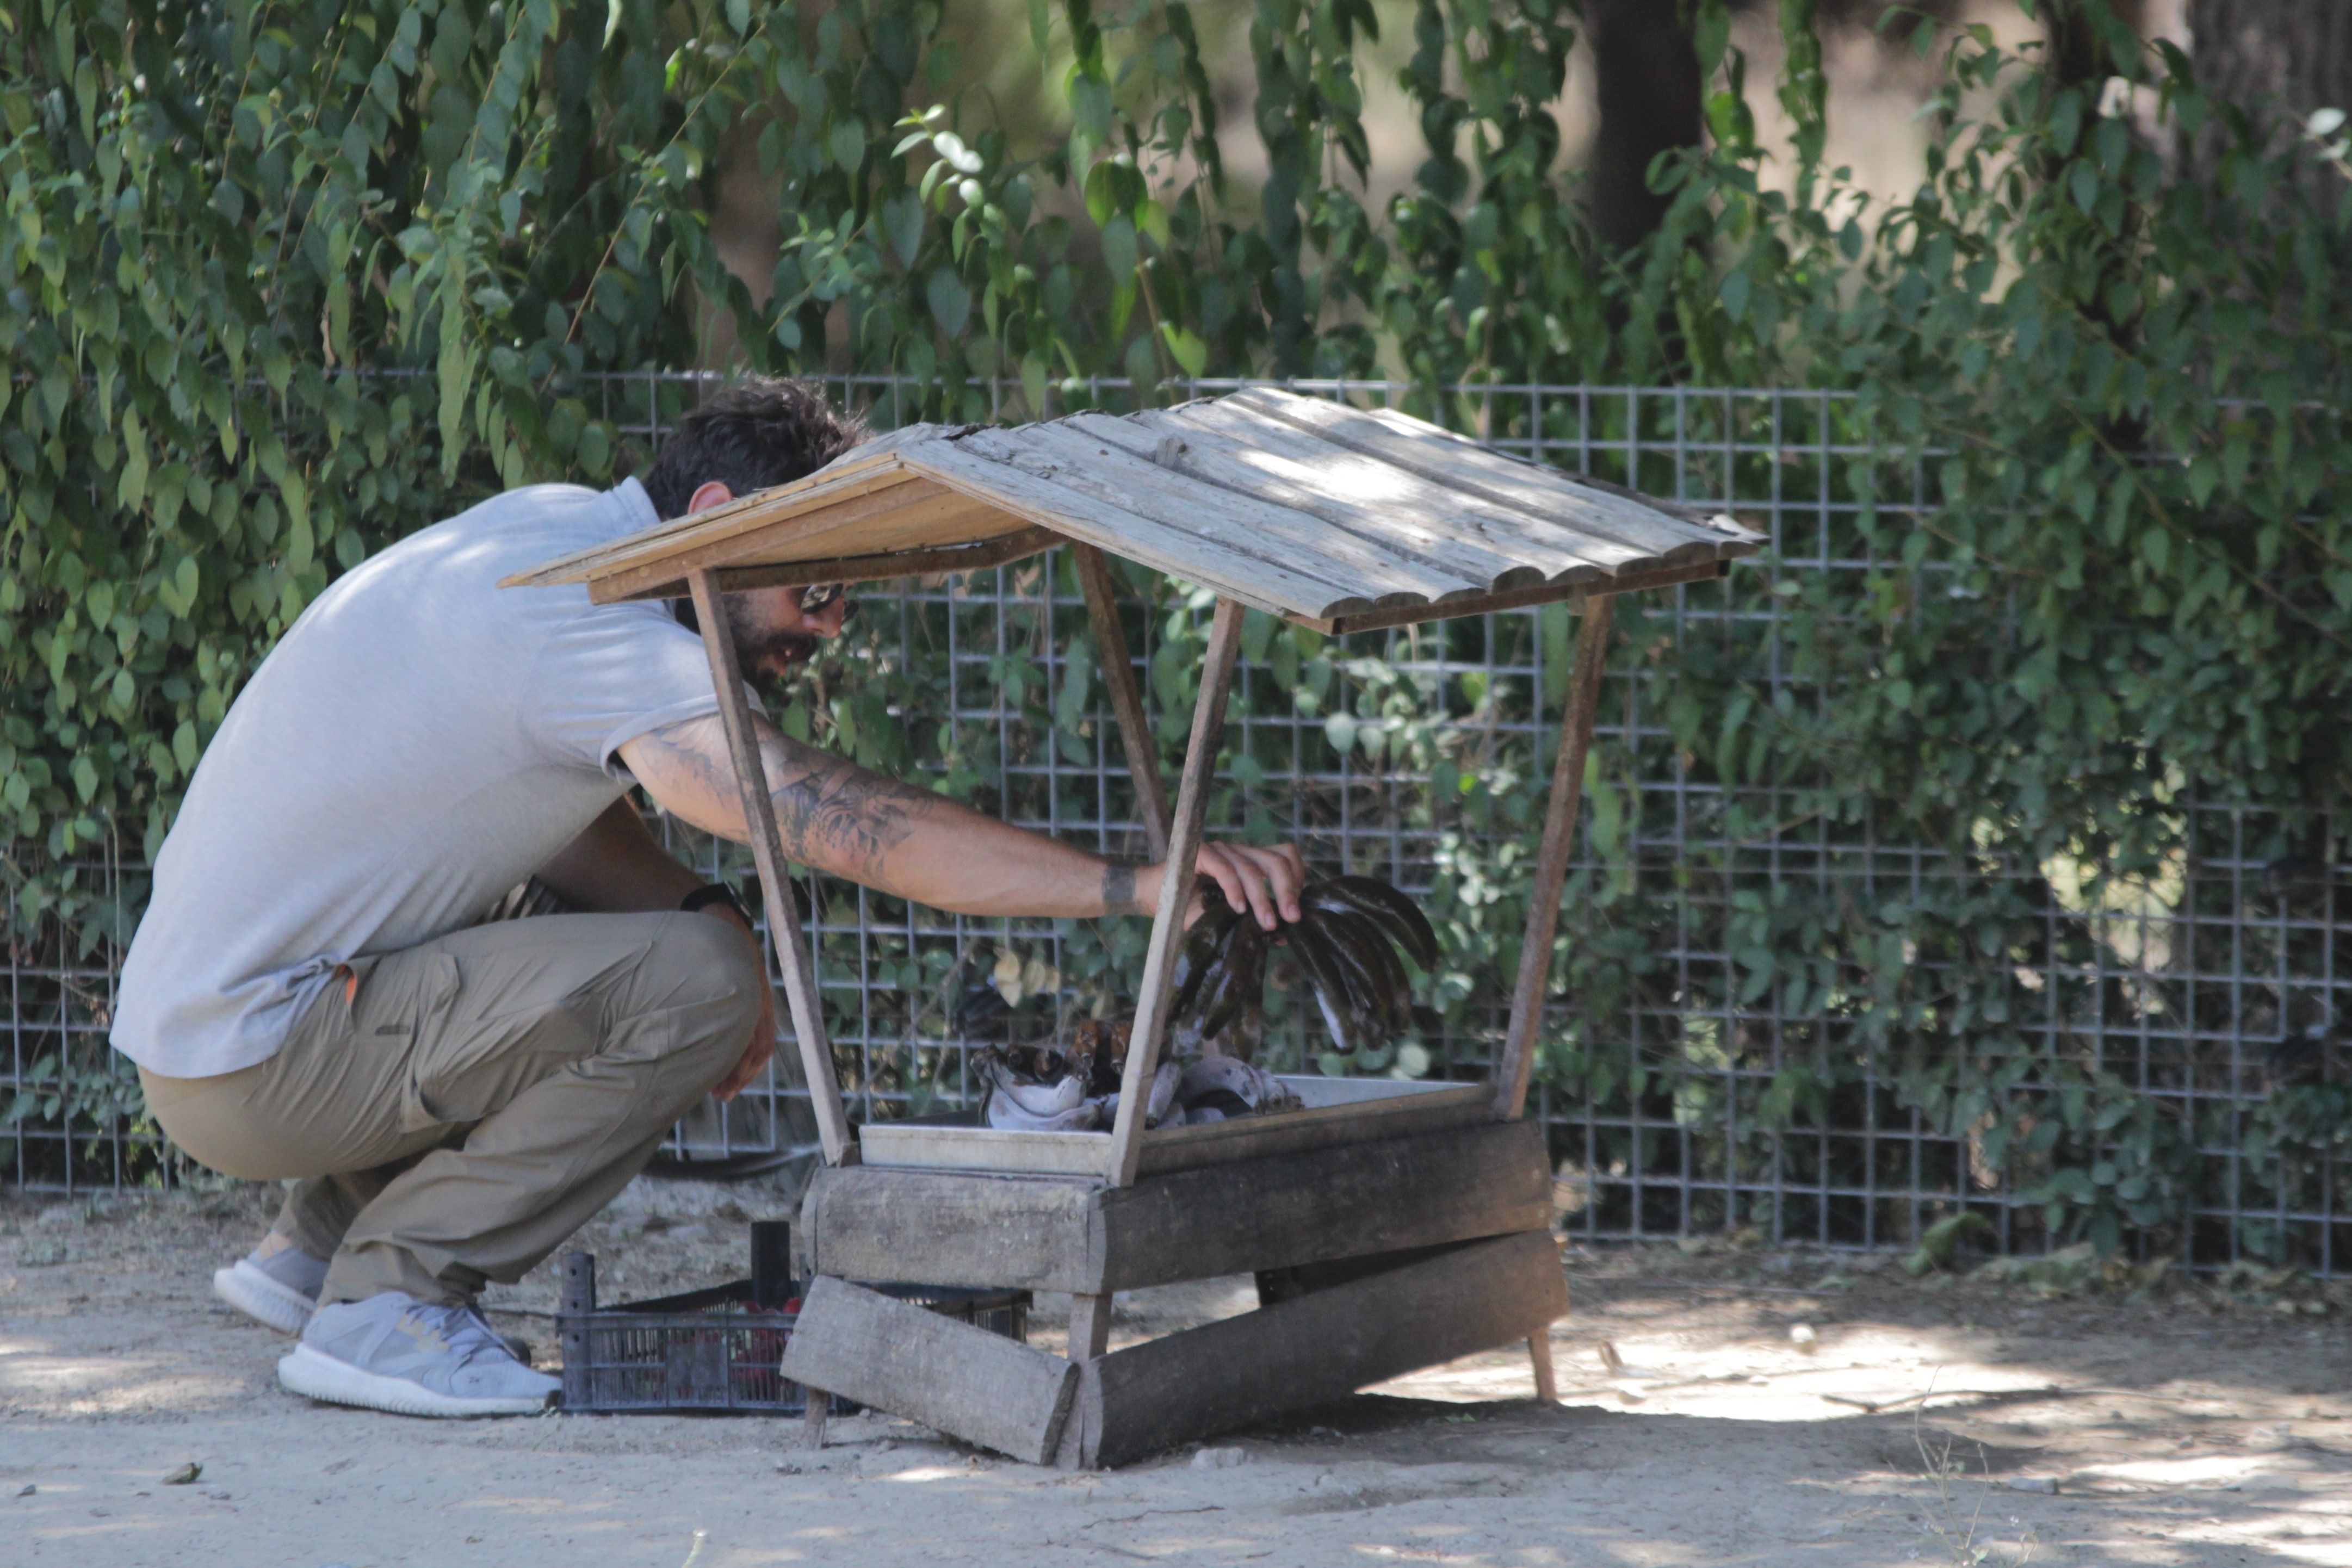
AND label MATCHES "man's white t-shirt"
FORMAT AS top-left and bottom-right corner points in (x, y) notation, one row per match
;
(111, 478), (740, 1079)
